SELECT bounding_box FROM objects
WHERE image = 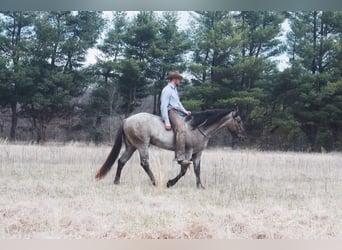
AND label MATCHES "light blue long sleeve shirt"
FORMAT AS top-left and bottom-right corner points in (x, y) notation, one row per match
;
(160, 83), (187, 124)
